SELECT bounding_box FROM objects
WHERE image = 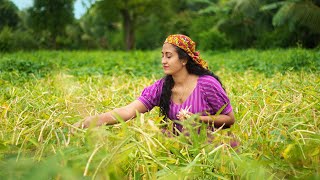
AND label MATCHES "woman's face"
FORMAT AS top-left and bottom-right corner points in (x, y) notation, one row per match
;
(161, 43), (186, 75)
